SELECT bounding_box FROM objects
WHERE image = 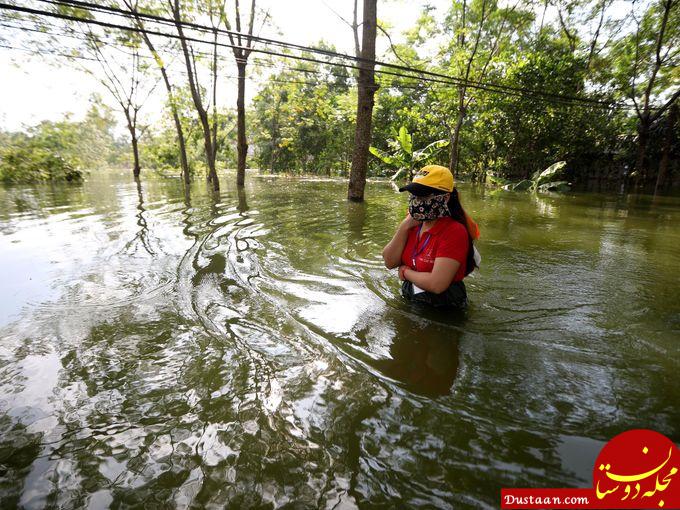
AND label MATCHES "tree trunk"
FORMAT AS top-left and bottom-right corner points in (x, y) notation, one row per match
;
(200, 107), (218, 191)
(270, 131), (279, 173)
(162, 65), (190, 185)
(125, 109), (141, 178)
(634, 114), (651, 189)
(237, 185), (249, 213)
(632, 0), (674, 191)
(654, 103), (678, 196)
(211, 30), (219, 177)
(347, 0), (378, 202)
(131, 129), (141, 178)
(173, 111), (190, 186)
(134, 17), (190, 185)
(171, 1), (218, 191)
(236, 62), (248, 186)
(449, 96), (466, 176)
(270, 148), (278, 173)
